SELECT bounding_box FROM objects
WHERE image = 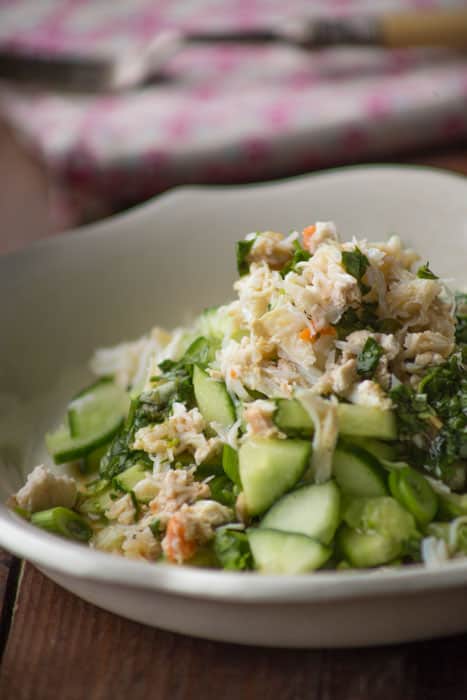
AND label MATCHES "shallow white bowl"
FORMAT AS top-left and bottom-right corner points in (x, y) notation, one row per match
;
(1, 165), (467, 648)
